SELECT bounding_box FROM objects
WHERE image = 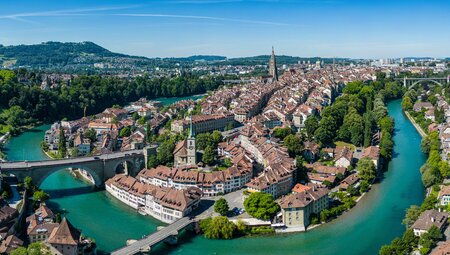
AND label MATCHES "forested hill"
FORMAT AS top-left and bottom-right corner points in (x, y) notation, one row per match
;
(0, 42), (229, 70)
(0, 41), (149, 68)
(0, 41), (351, 70)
